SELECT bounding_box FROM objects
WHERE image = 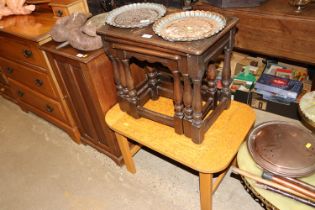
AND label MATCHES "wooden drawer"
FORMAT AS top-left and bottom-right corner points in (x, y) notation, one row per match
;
(51, 7), (69, 17)
(0, 83), (12, 98)
(0, 35), (48, 69)
(50, 0), (88, 17)
(0, 57), (58, 99)
(10, 79), (67, 122)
